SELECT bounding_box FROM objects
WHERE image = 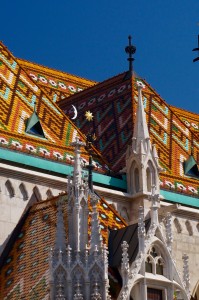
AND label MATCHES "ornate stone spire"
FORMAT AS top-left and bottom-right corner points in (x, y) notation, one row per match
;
(120, 241), (130, 299)
(125, 80), (162, 200)
(182, 254), (190, 298)
(138, 206), (145, 253)
(68, 136), (88, 252)
(165, 212), (173, 253)
(133, 81), (150, 154)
